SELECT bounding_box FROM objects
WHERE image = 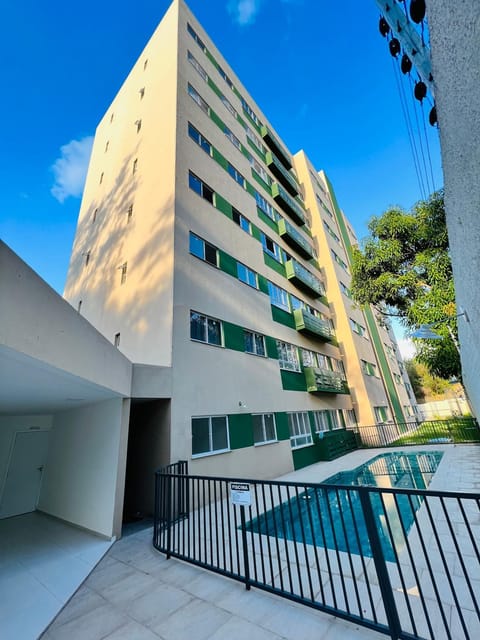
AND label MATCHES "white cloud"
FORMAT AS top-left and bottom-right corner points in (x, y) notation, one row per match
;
(51, 136), (94, 203)
(397, 336), (417, 360)
(227, 0), (262, 26)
